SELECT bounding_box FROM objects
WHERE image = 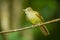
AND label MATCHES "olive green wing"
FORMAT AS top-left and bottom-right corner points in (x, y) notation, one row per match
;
(33, 11), (49, 36)
(33, 11), (45, 22)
